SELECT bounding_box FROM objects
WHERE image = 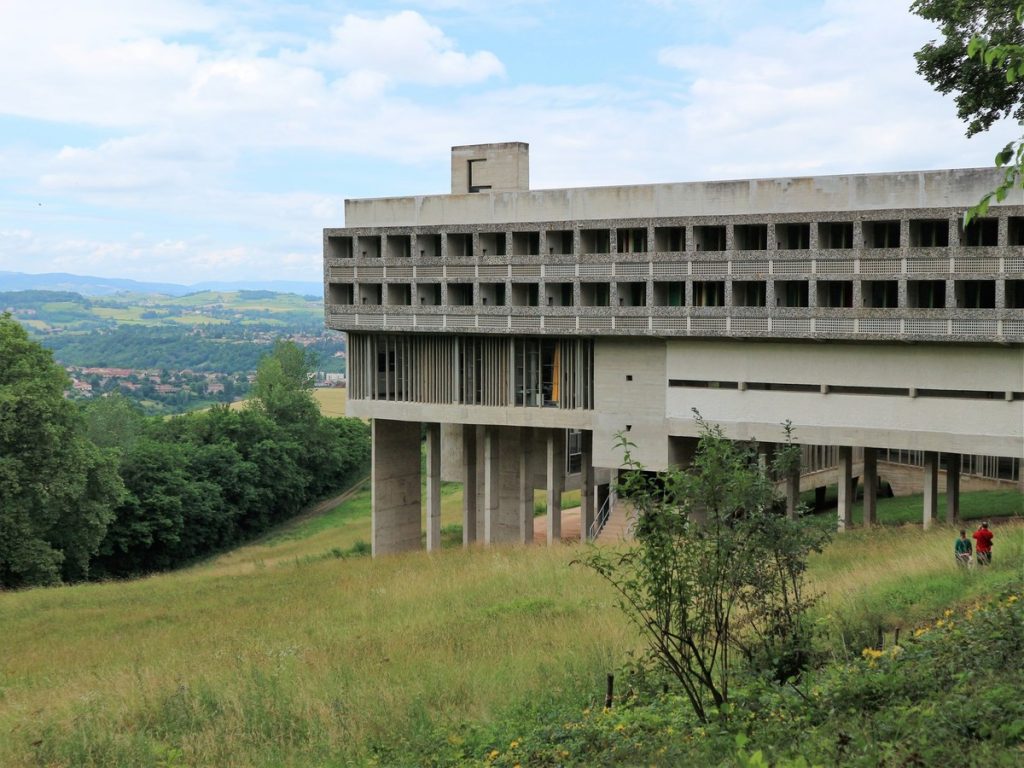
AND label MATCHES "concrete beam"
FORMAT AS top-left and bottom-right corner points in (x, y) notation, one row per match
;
(425, 423), (441, 552)
(371, 419), (422, 556)
(862, 447), (878, 526)
(923, 451), (939, 529)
